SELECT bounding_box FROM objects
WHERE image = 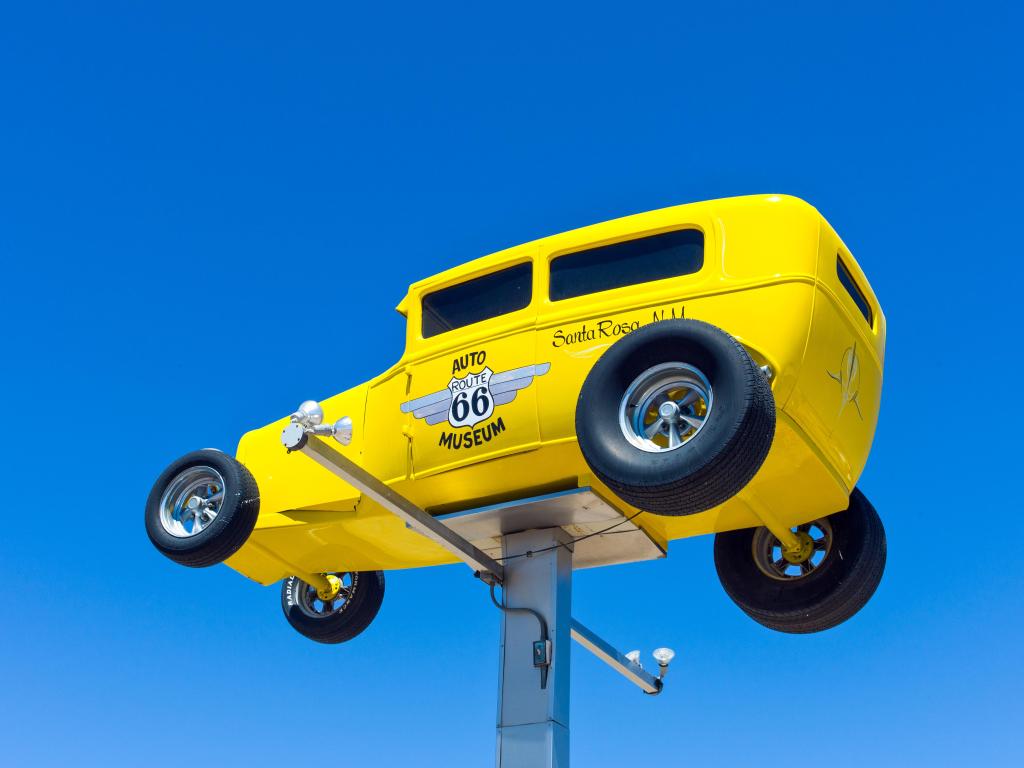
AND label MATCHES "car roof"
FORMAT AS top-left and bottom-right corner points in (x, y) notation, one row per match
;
(395, 194), (821, 316)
